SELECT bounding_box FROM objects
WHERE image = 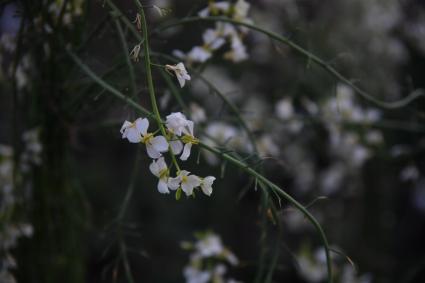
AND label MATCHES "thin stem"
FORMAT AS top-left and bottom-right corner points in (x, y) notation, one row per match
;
(66, 48), (152, 118)
(136, 1), (181, 172)
(113, 18), (137, 98)
(156, 16), (424, 110)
